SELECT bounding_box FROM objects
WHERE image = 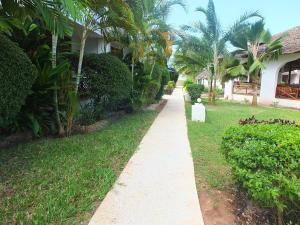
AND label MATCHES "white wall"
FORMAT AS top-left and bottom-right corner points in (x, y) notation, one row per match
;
(260, 53), (300, 105)
(197, 79), (222, 89)
(71, 35), (109, 54)
(224, 53), (300, 109)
